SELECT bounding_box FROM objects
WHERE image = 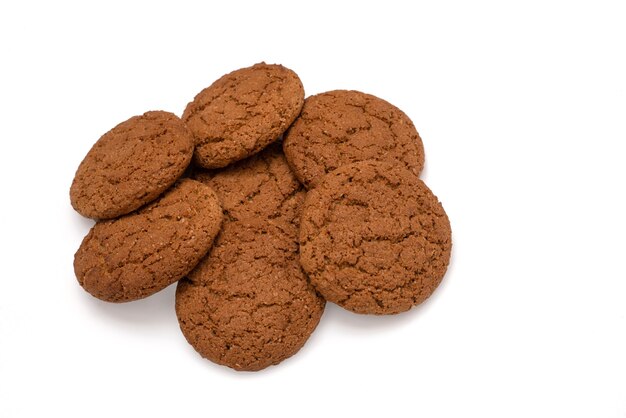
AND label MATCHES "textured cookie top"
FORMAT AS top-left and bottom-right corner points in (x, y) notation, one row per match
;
(299, 160), (451, 315)
(194, 143), (302, 224)
(177, 220), (325, 371)
(178, 145), (323, 371)
(183, 63), (305, 169)
(70, 111), (194, 219)
(283, 90), (425, 189)
(74, 179), (223, 303)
